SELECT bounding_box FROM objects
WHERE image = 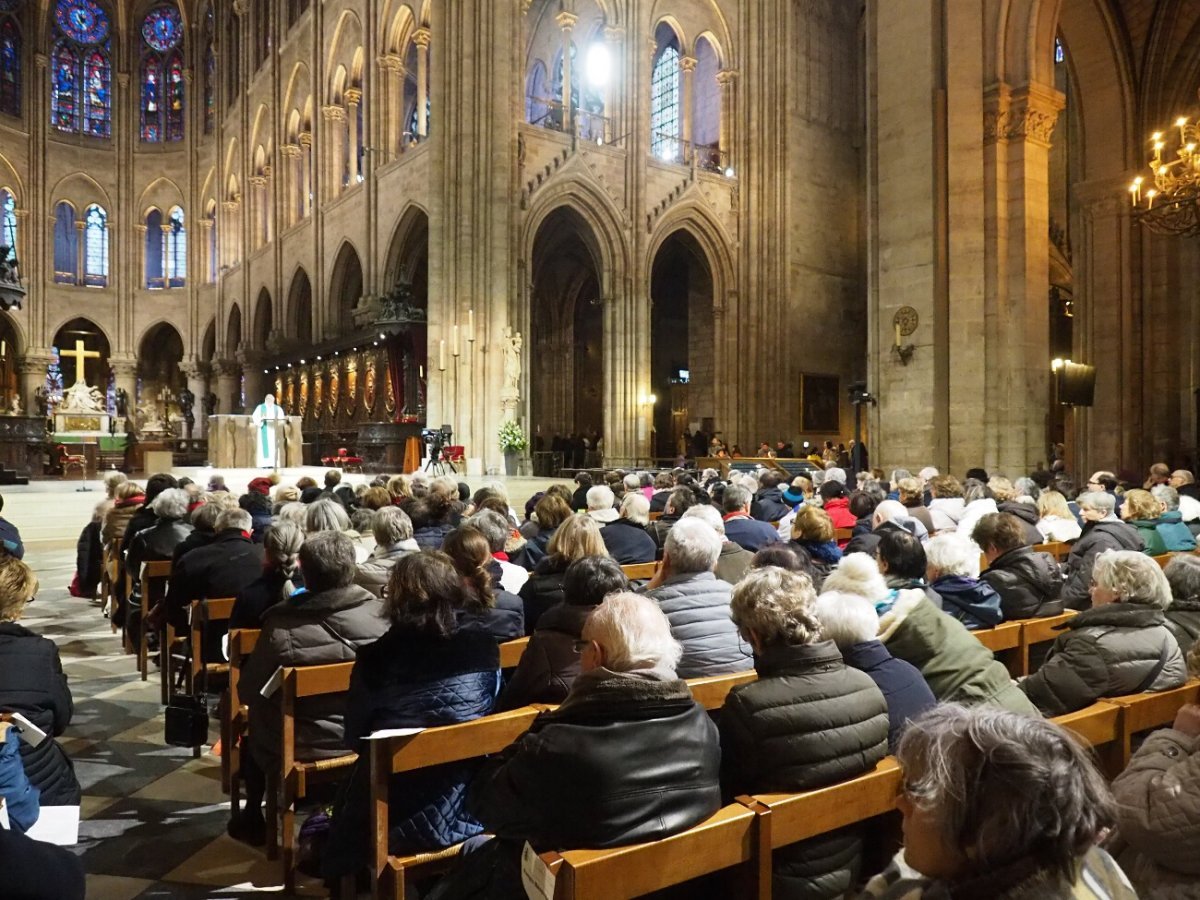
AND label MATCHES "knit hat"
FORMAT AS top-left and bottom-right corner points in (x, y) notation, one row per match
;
(247, 477), (272, 496)
(821, 552), (890, 602)
(782, 487), (806, 505)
